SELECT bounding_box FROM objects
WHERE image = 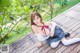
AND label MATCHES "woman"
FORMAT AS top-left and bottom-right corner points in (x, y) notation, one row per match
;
(31, 12), (80, 48)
